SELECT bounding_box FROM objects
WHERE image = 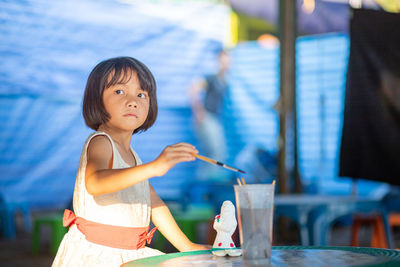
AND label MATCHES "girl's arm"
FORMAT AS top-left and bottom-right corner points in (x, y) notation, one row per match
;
(150, 185), (210, 252)
(85, 135), (198, 196)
